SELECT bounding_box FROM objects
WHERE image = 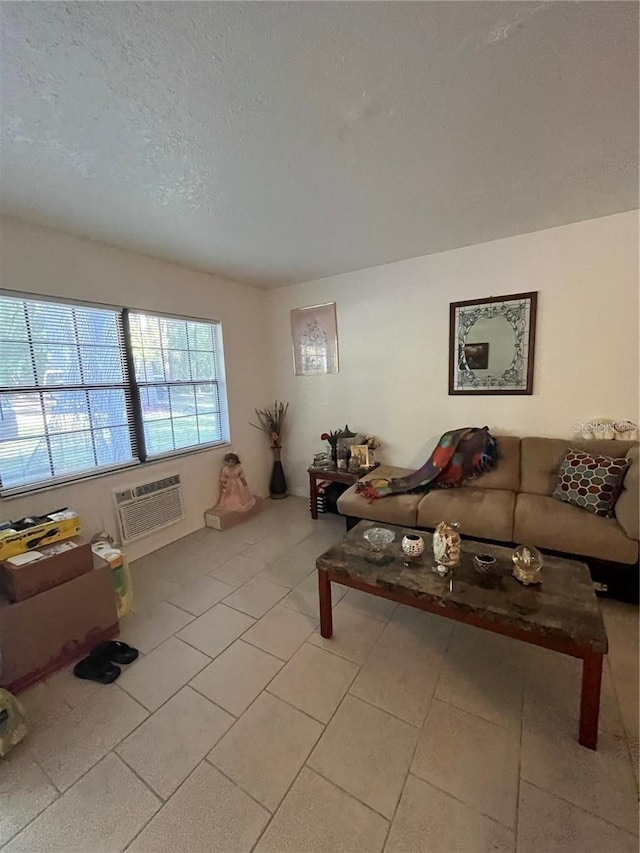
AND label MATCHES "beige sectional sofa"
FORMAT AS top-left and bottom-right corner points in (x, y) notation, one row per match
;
(338, 436), (639, 569)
